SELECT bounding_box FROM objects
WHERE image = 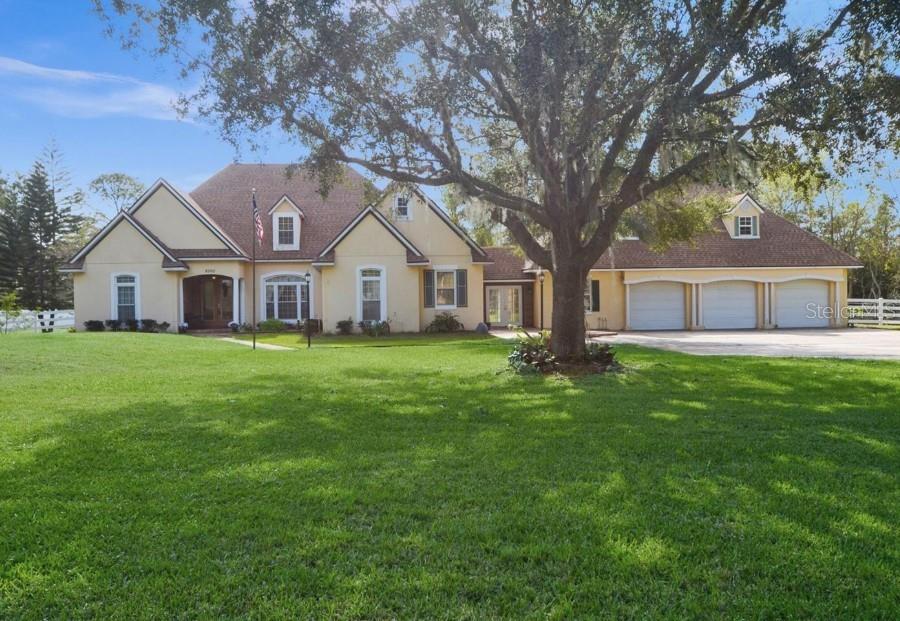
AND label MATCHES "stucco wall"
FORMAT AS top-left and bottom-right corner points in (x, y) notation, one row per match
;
(372, 191), (486, 330)
(74, 221), (179, 328)
(321, 215), (420, 333)
(132, 185), (227, 250)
